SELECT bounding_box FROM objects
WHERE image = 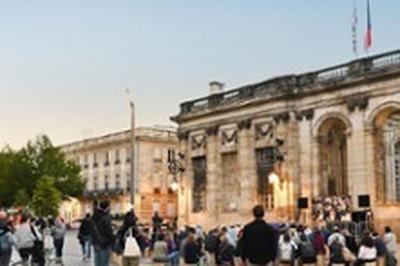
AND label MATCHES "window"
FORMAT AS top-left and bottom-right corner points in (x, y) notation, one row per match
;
(256, 148), (275, 210)
(105, 175), (109, 190)
(126, 148), (131, 163)
(104, 151), (110, 167)
(168, 149), (176, 163)
(84, 155), (89, 169)
(115, 150), (121, 165)
(94, 176), (99, 190)
(192, 157), (206, 213)
(126, 173), (131, 191)
(93, 153), (98, 168)
(115, 174), (121, 189)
